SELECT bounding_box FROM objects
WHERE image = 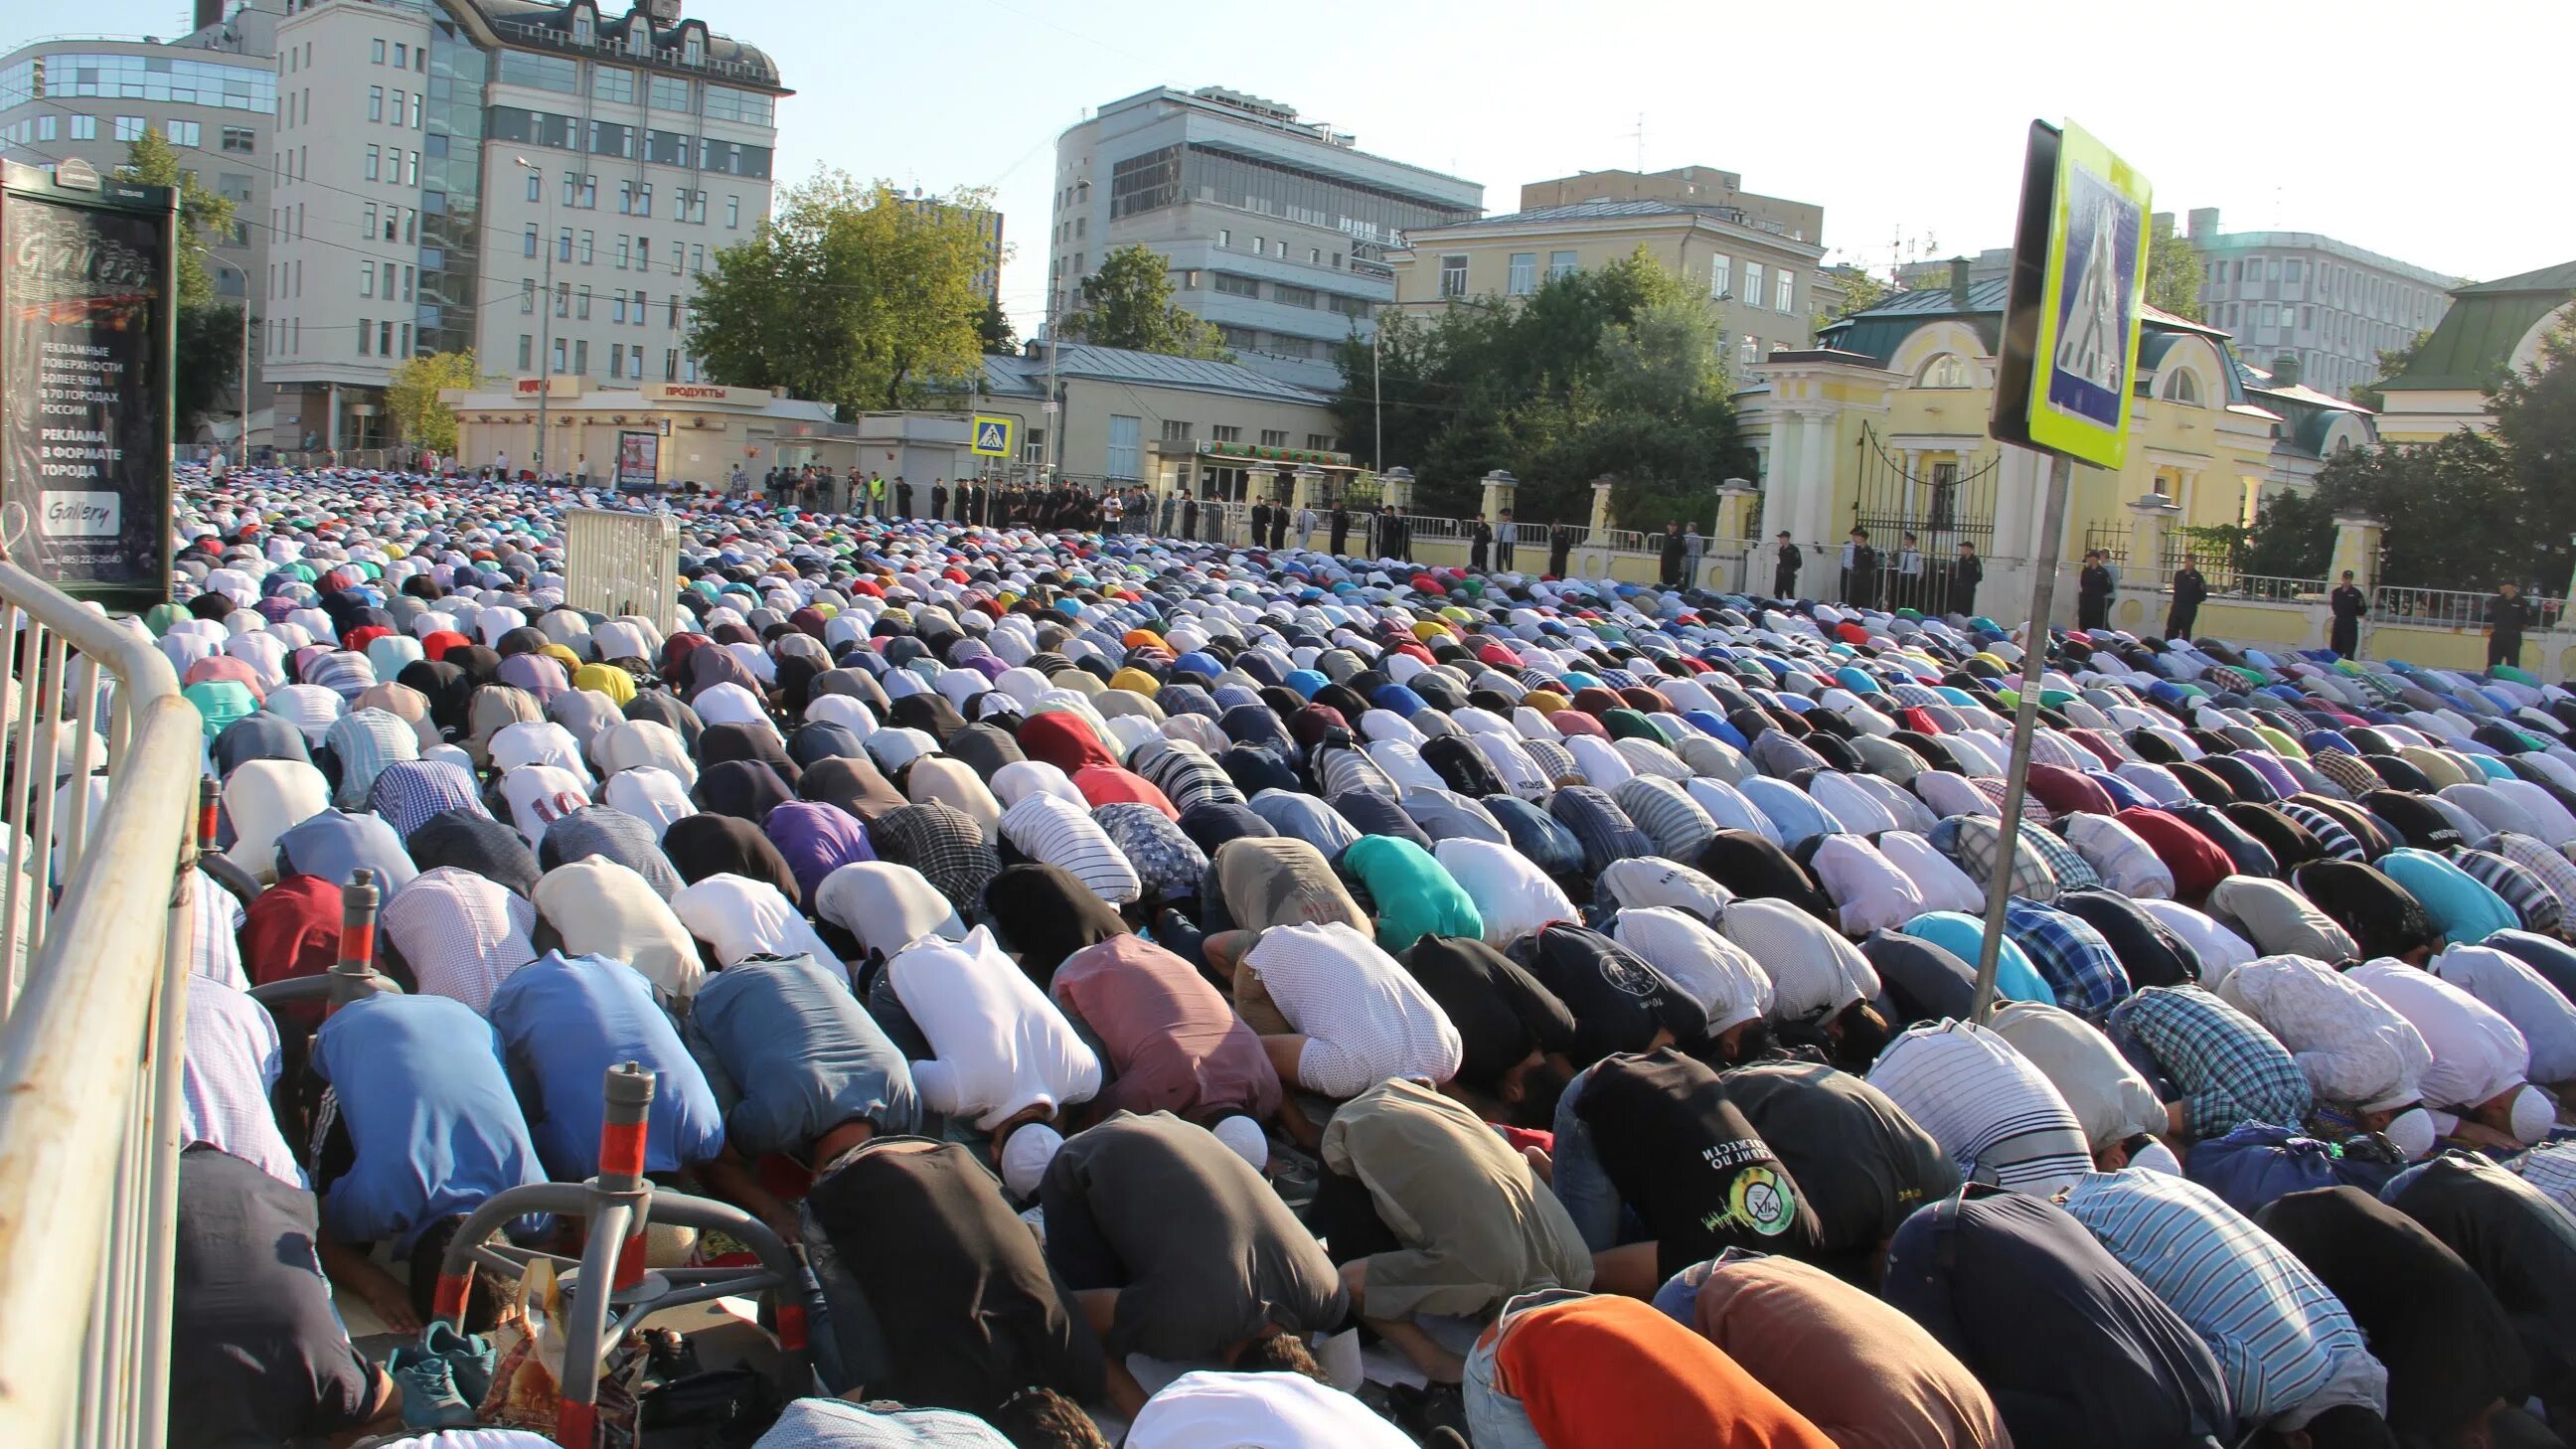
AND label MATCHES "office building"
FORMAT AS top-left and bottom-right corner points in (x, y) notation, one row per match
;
(1387, 179), (1830, 367)
(1051, 85), (1483, 390)
(0, 1), (280, 446)
(260, 0), (785, 454)
(2184, 208), (2457, 402)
